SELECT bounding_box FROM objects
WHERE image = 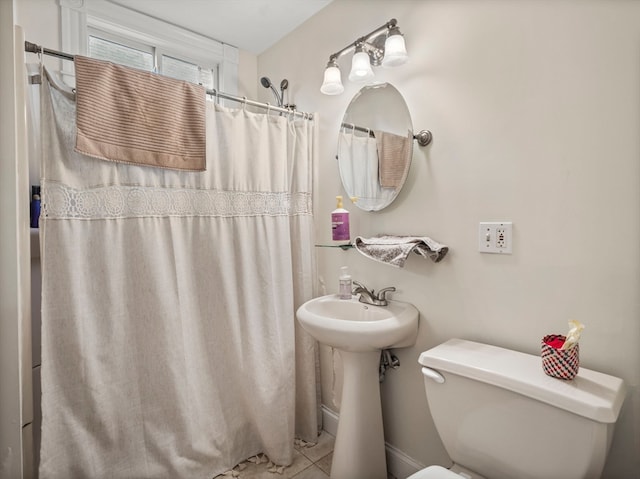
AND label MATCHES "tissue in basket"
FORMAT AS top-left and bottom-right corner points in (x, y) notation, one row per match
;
(541, 334), (579, 380)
